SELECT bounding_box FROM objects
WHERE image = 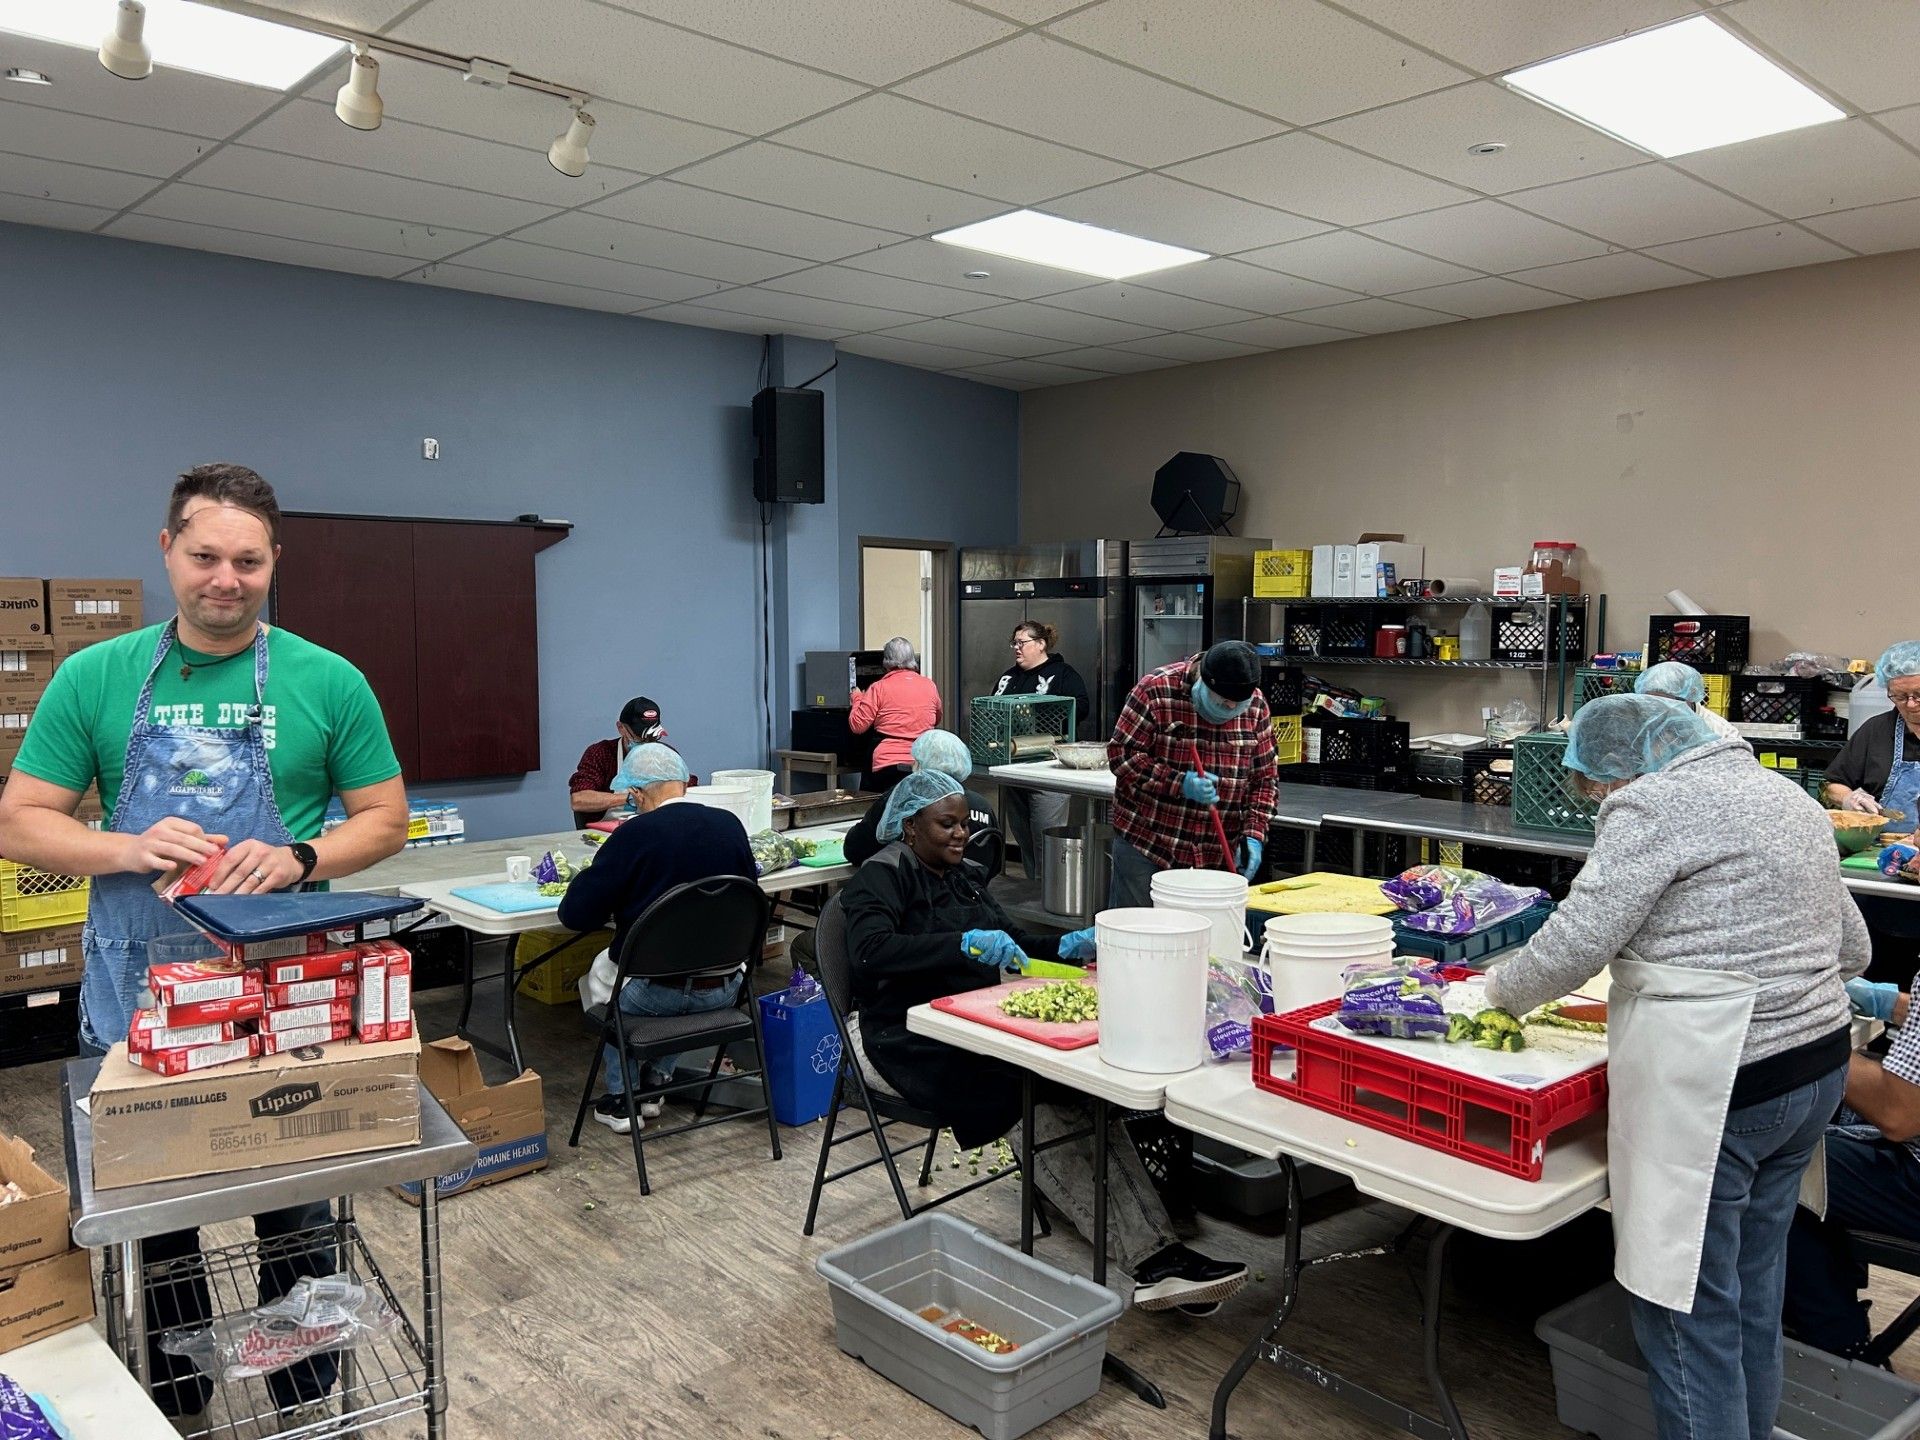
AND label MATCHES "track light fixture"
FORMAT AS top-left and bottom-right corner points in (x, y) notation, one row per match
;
(547, 108), (594, 178)
(334, 43), (381, 130)
(97, 0), (152, 81)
